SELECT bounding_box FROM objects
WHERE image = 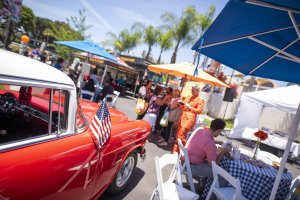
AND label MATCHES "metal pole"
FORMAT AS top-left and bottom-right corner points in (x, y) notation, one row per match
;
(100, 65), (108, 88)
(133, 74), (139, 99)
(269, 102), (300, 200)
